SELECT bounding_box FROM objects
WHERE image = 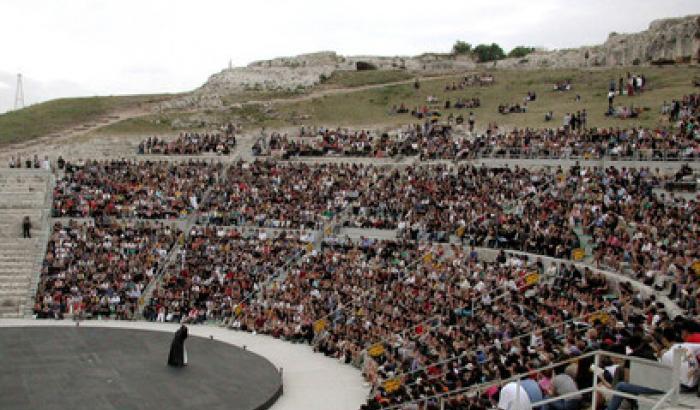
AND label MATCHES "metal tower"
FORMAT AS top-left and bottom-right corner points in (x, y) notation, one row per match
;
(14, 73), (24, 110)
